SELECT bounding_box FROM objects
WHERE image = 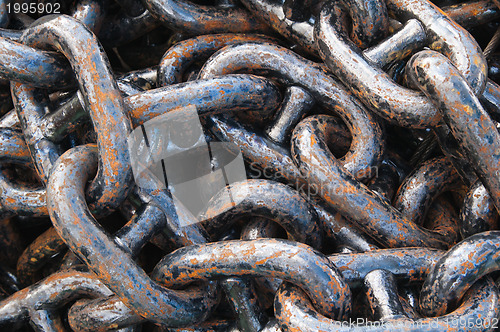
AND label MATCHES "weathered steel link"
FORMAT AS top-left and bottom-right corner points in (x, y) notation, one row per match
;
(39, 74), (280, 140)
(433, 124), (480, 187)
(164, 35), (378, 173)
(158, 33), (276, 86)
(275, 273), (499, 331)
(16, 227), (66, 287)
(0, 37), (74, 88)
(13, 14), (134, 215)
(460, 180), (499, 239)
(328, 247), (443, 288)
(419, 231), (500, 317)
(0, 0), (107, 89)
(443, 1), (500, 29)
(221, 277), (268, 332)
(126, 75), (280, 127)
(0, 128), (46, 219)
(200, 179), (323, 248)
(0, 128), (29, 165)
(68, 296), (145, 332)
(158, 35), (382, 252)
(202, 114), (381, 252)
(291, 115), (457, 249)
(386, 0), (487, 93)
(71, 0), (106, 34)
(152, 239), (352, 320)
(363, 269), (407, 320)
(366, 158), (402, 201)
(481, 80), (500, 122)
(0, 74), (281, 222)
(265, 86), (314, 146)
(407, 50), (500, 212)
(0, 270), (113, 326)
(47, 145), (218, 327)
(240, 218), (284, 310)
(393, 156), (461, 226)
(315, 0), (487, 128)
(273, 236), (500, 330)
(337, 0), (390, 49)
(362, 18), (426, 69)
(0, 0), (498, 330)
(239, 0), (499, 56)
(65, 193), (209, 331)
(144, 0), (269, 34)
(53, 141), (249, 331)
(199, 42), (384, 176)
